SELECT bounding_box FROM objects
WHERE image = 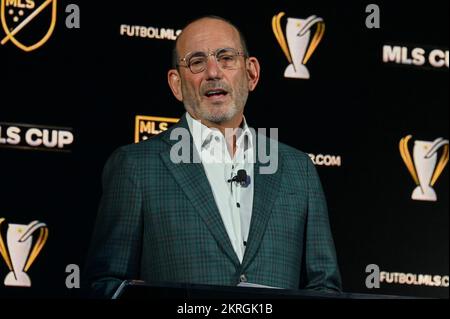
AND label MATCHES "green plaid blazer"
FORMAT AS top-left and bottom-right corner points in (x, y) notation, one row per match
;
(85, 114), (342, 298)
